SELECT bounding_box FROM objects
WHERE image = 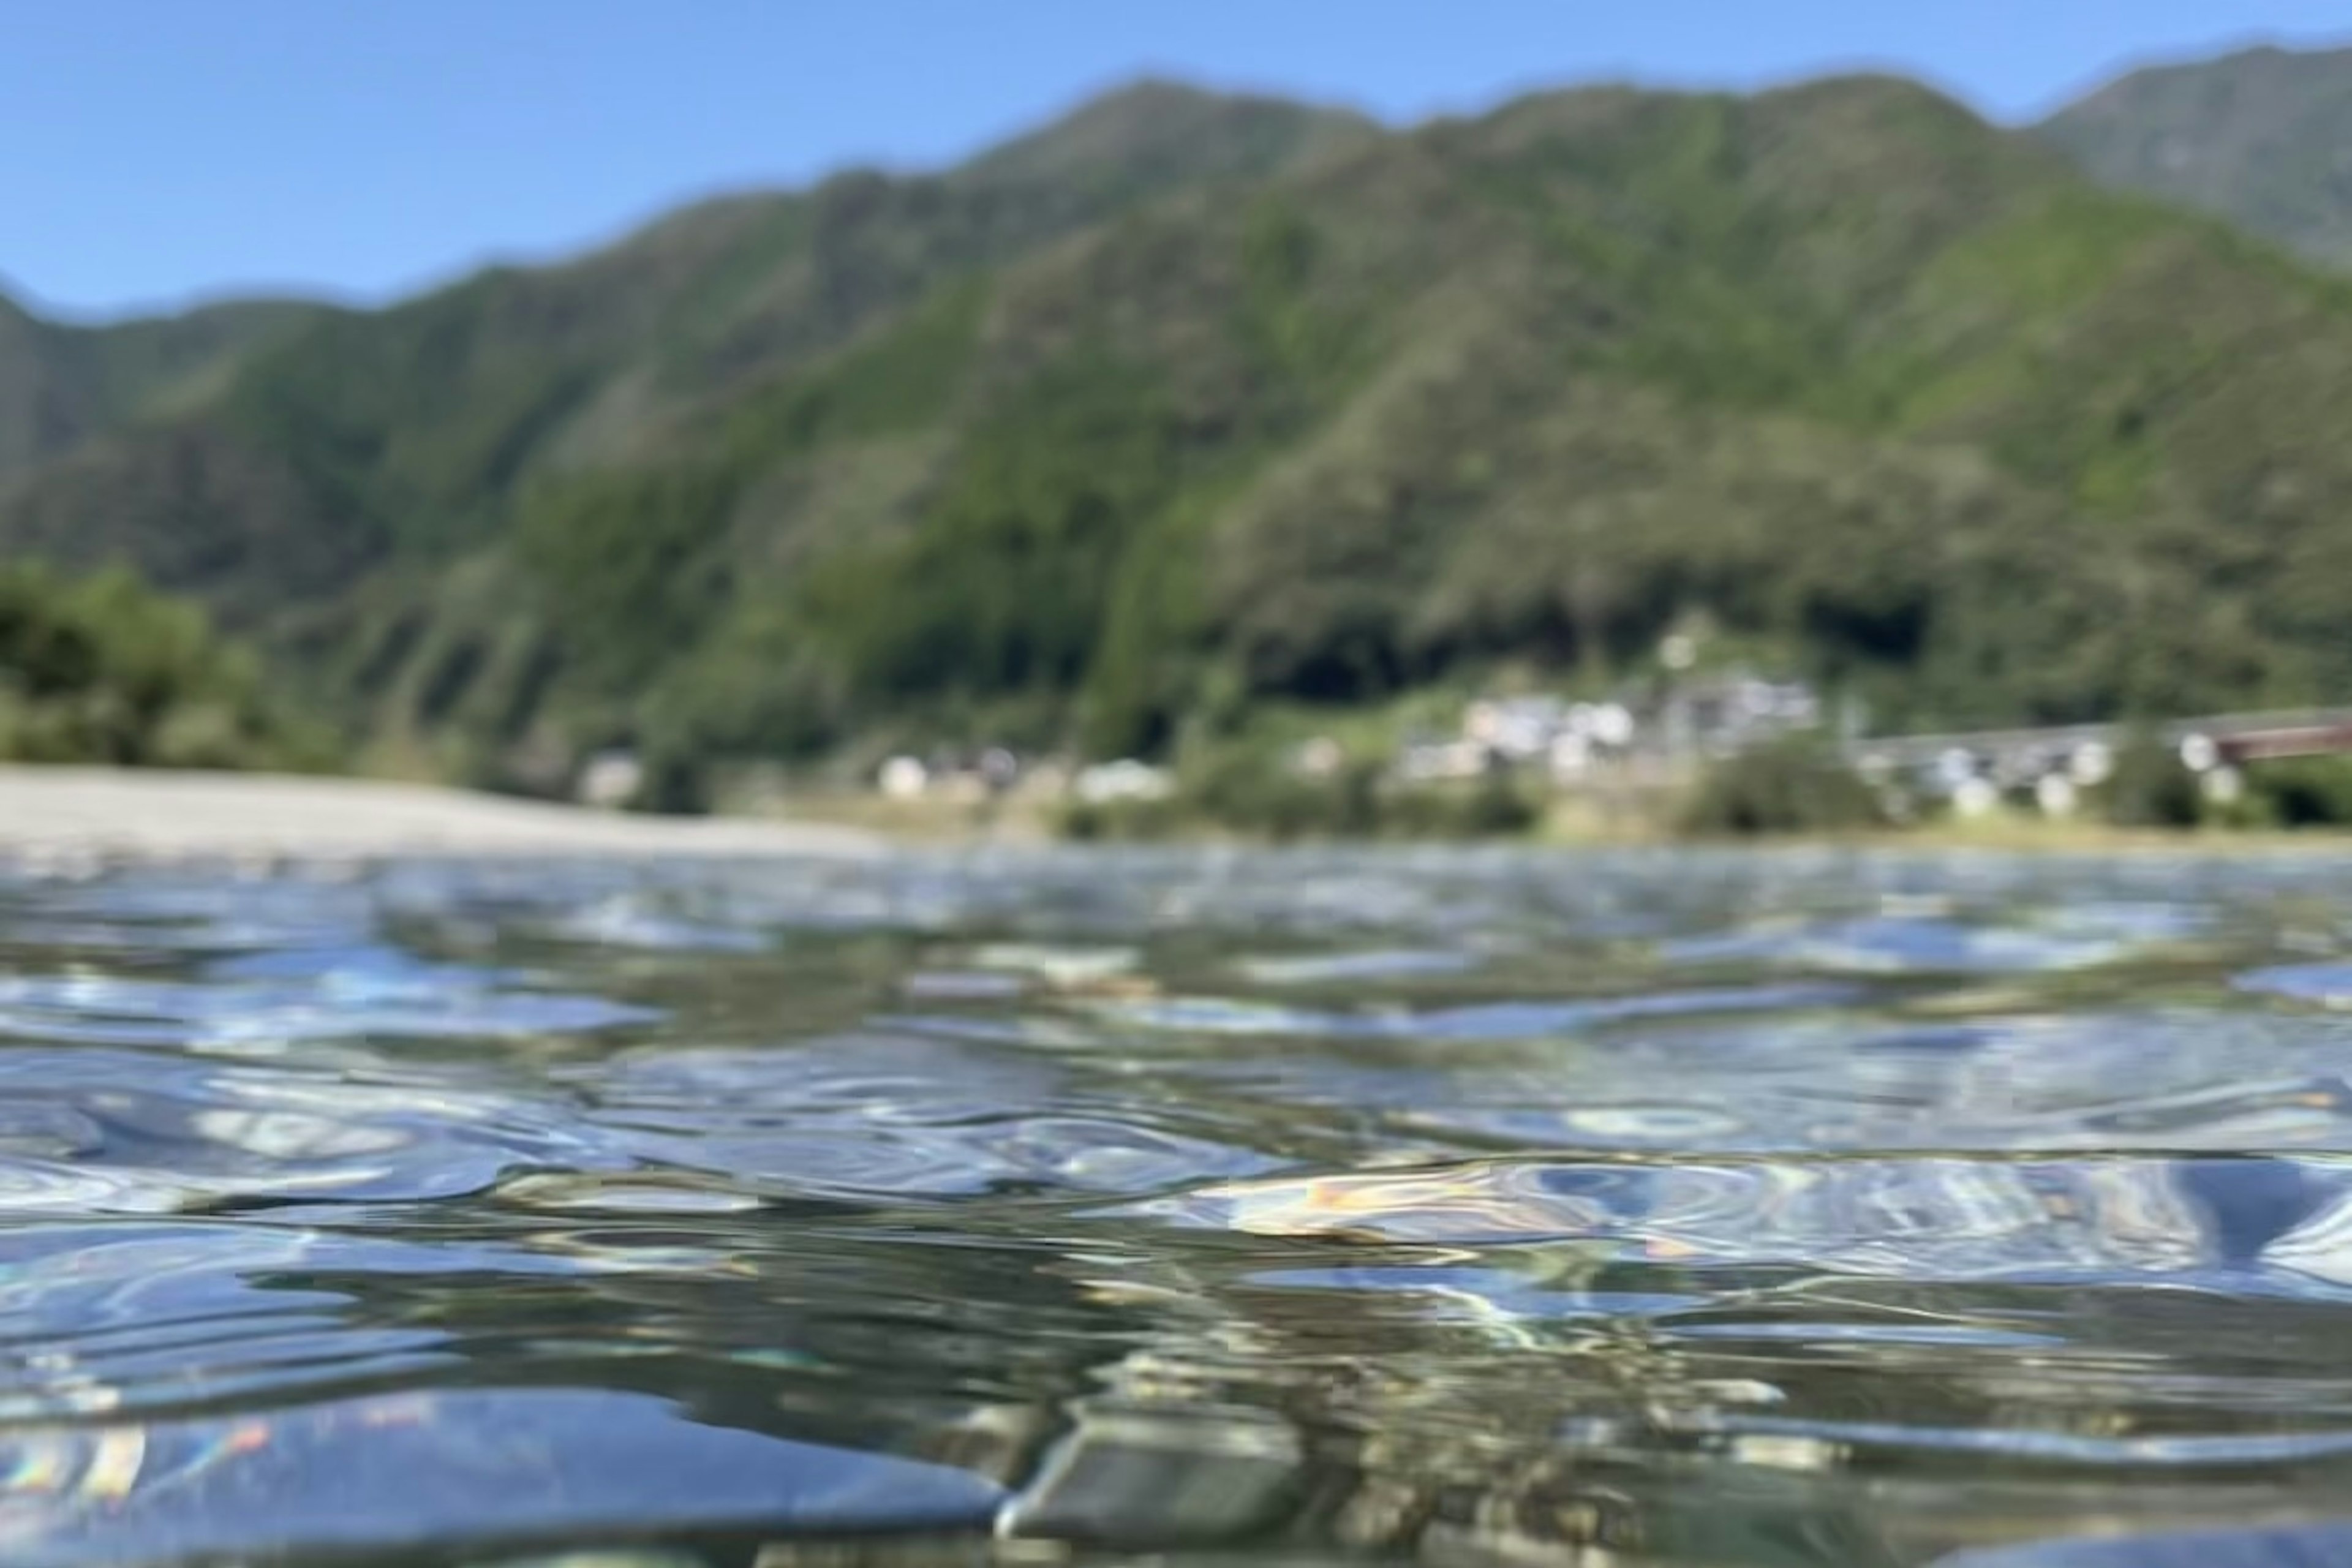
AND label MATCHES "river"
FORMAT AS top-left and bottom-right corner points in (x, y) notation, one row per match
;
(0, 845), (2348, 1564)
